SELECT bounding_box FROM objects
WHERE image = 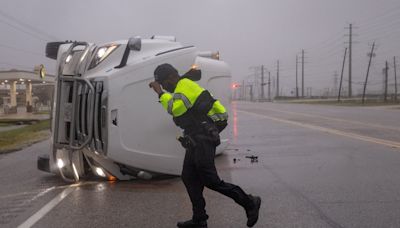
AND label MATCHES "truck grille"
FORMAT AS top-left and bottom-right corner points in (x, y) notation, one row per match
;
(54, 76), (107, 154)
